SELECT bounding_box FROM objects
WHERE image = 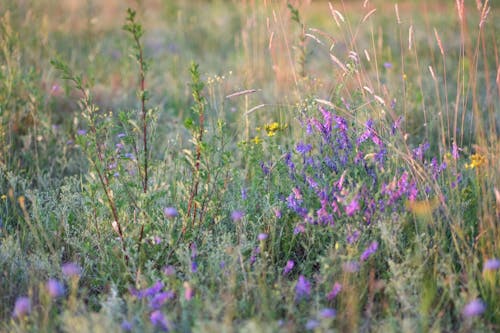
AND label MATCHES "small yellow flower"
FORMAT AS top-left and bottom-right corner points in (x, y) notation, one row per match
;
(264, 122), (287, 137)
(1, 194), (6, 200)
(251, 136), (262, 145)
(465, 153), (486, 169)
